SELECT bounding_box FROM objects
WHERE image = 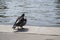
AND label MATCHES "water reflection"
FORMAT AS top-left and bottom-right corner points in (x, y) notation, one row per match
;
(0, 0), (8, 9)
(56, 0), (60, 4)
(0, 0), (60, 27)
(55, 0), (60, 24)
(0, 0), (9, 24)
